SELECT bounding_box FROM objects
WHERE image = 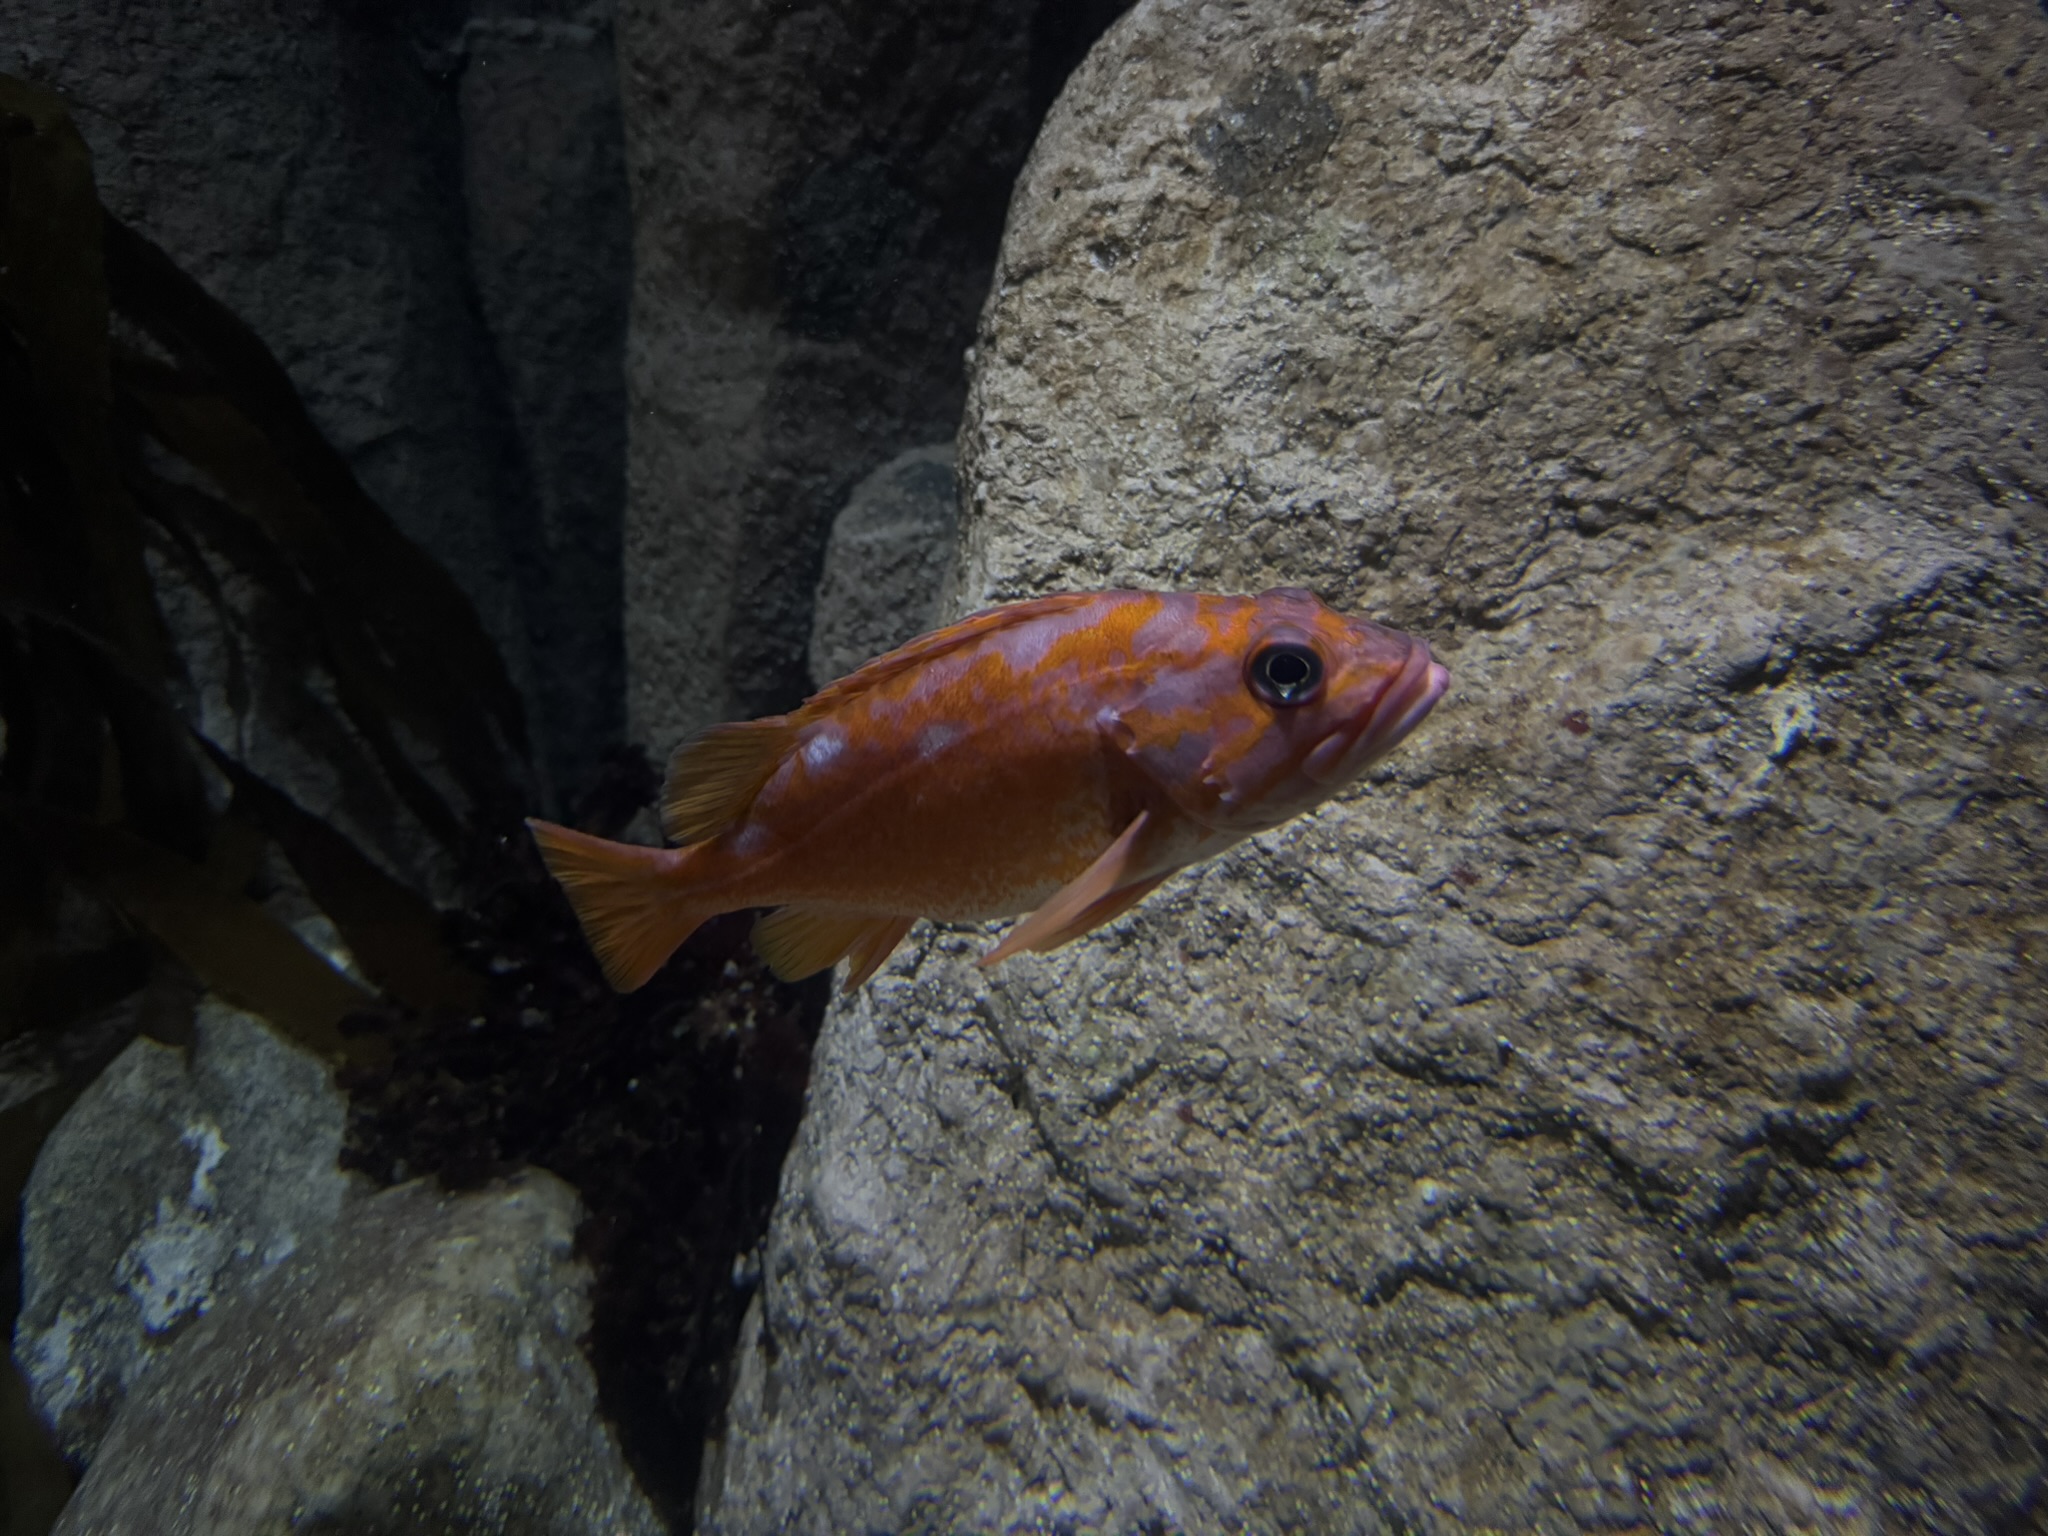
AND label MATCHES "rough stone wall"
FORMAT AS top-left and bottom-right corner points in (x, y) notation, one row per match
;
(5, 0), (631, 801)
(616, 0), (1129, 754)
(806, 442), (958, 687)
(701, 1), (2048, 1531)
